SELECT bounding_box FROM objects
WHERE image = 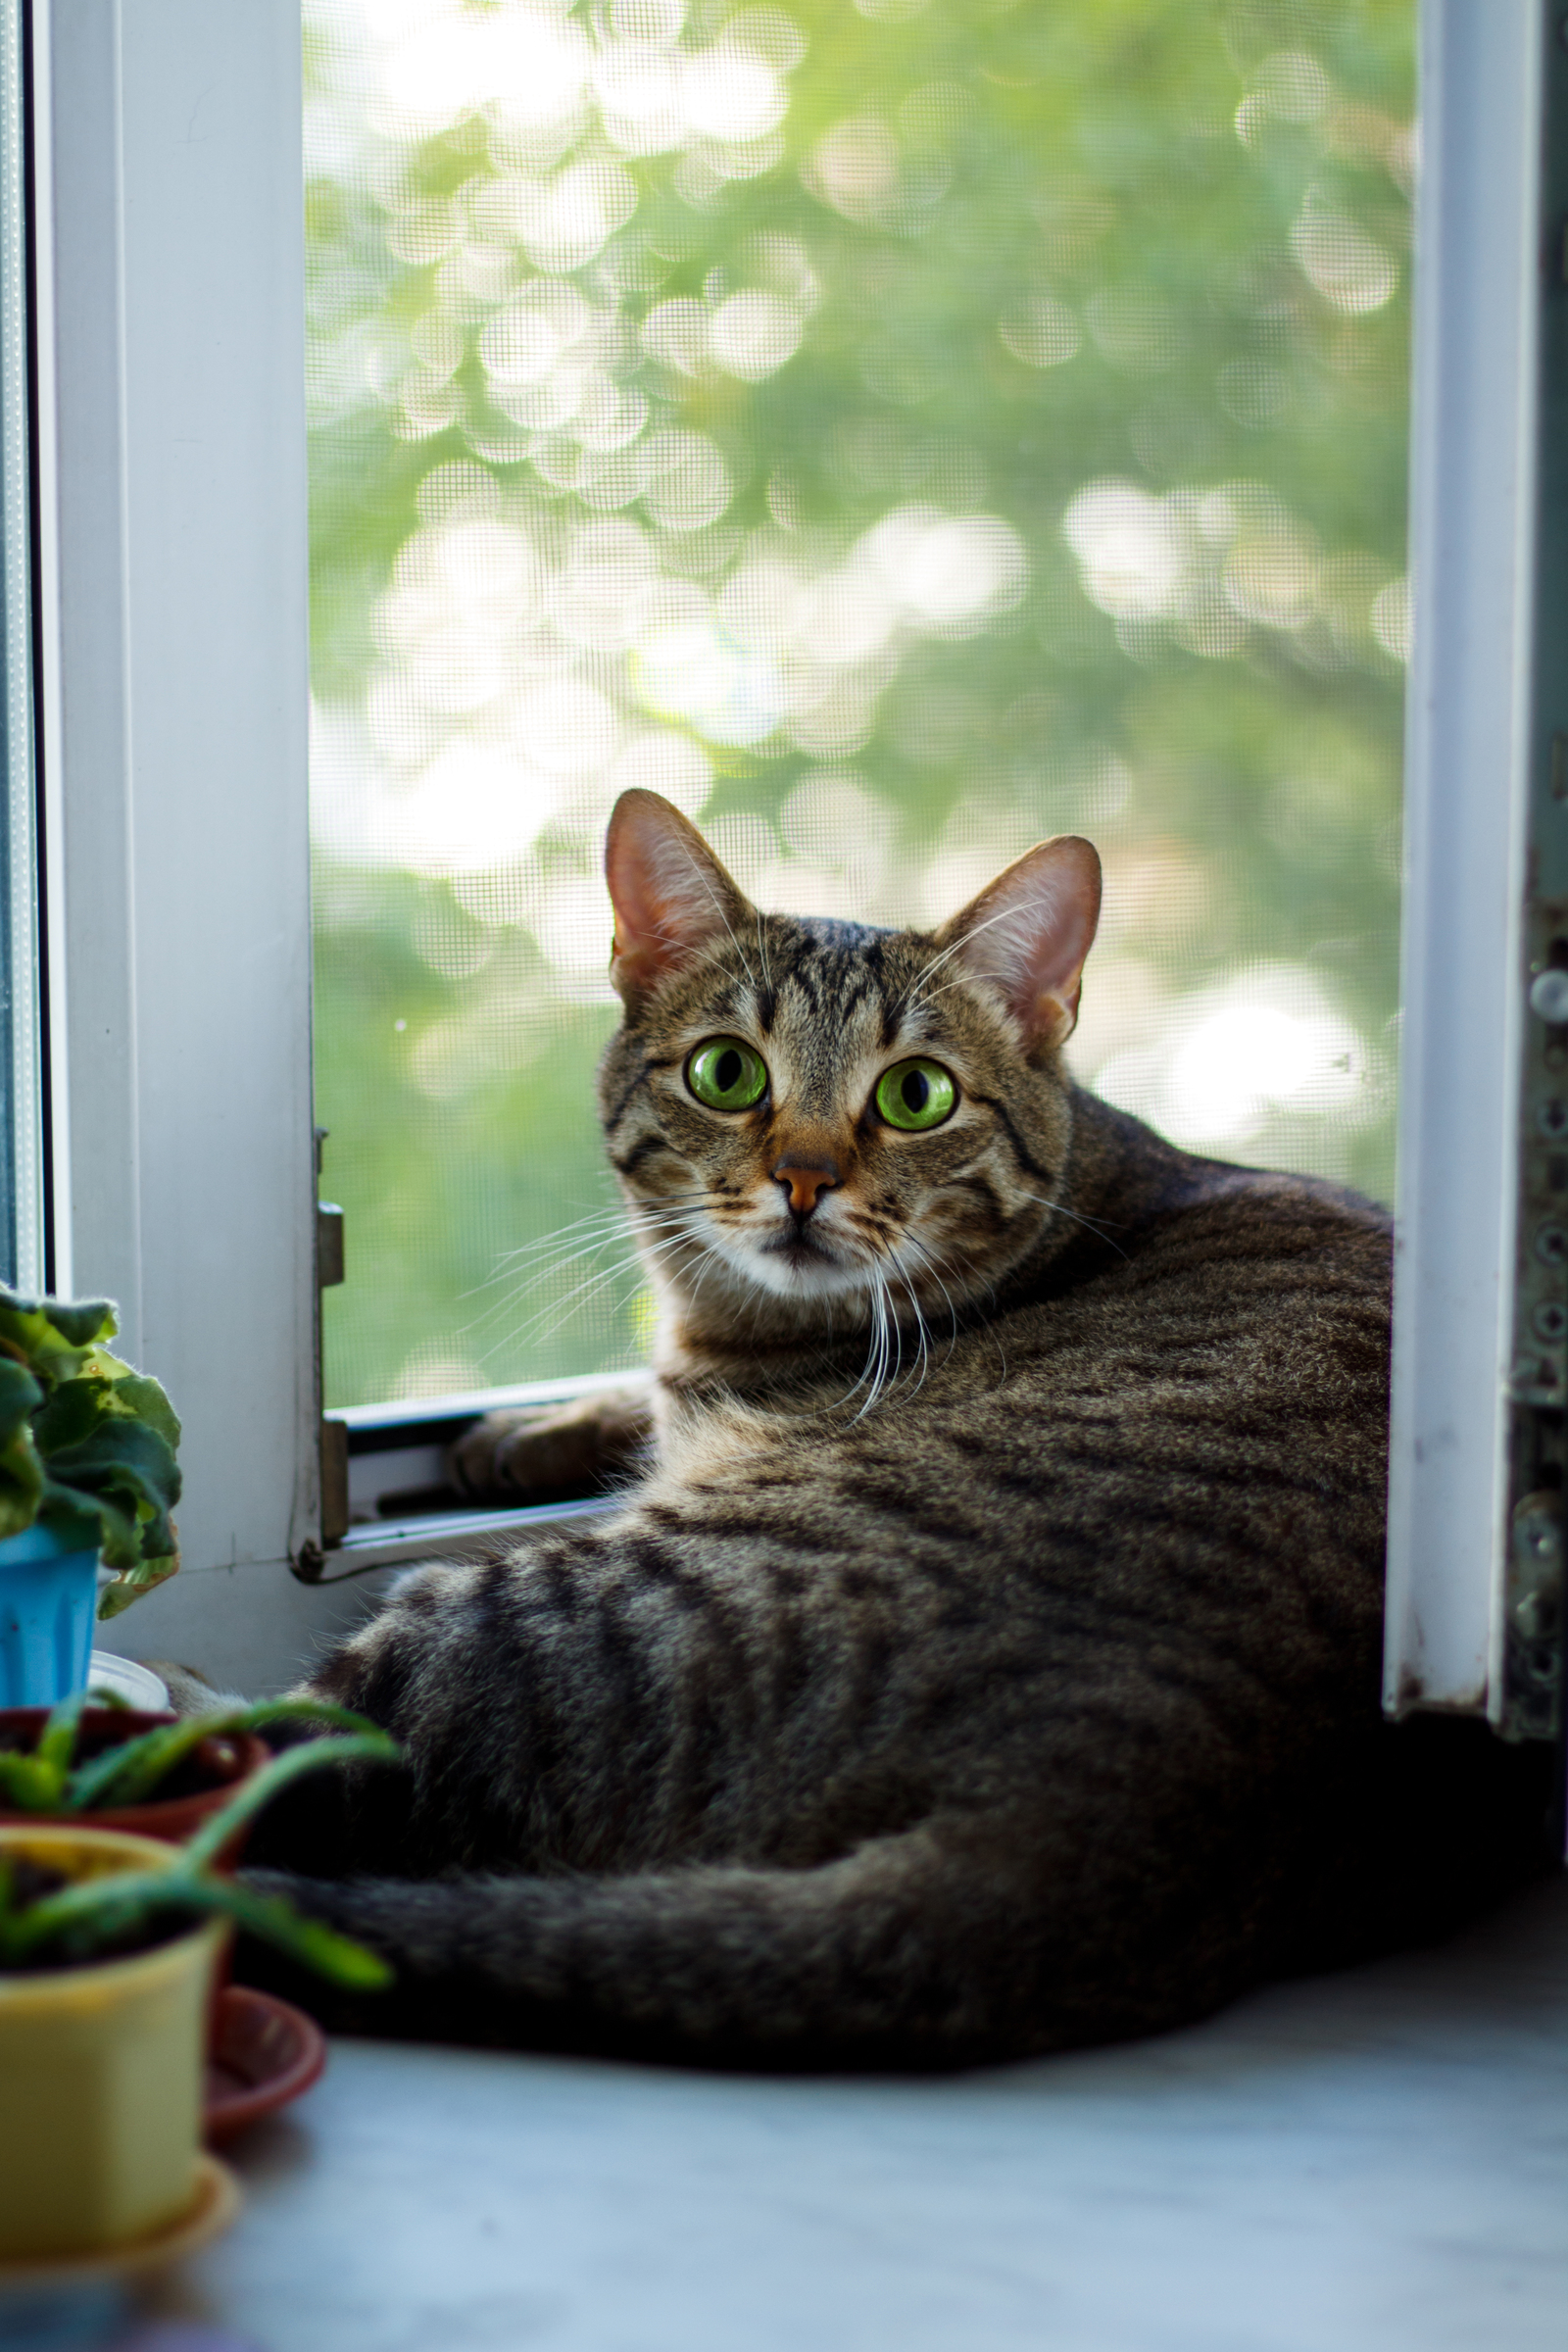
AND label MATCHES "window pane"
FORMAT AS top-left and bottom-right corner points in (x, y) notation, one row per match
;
(308, 0), (1412, 1409)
